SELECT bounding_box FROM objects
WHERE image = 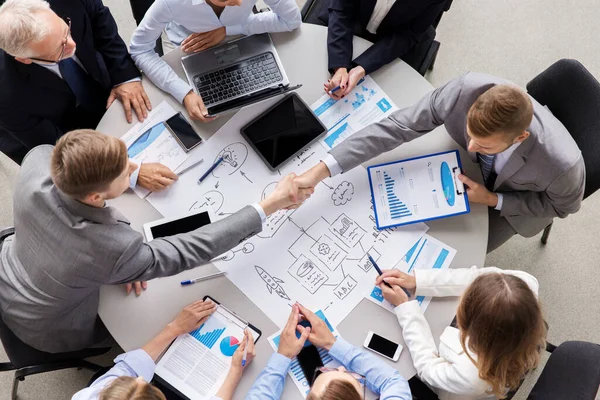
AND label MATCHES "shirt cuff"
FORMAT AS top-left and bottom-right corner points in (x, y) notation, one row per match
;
(173, 81), (195, 104)
(226, 25), (244, 36)
(129, 163), (141, 189)
(322, 154), (342, 177)
(394, 299), (421, 318)
(267, 352), (293, 374)
(114, 349), (156, 382)
(494, 193), (504, 210)
(114, 77), (142, 88)
(251, 203), (267, 223)
(328, 337), (353, 363)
